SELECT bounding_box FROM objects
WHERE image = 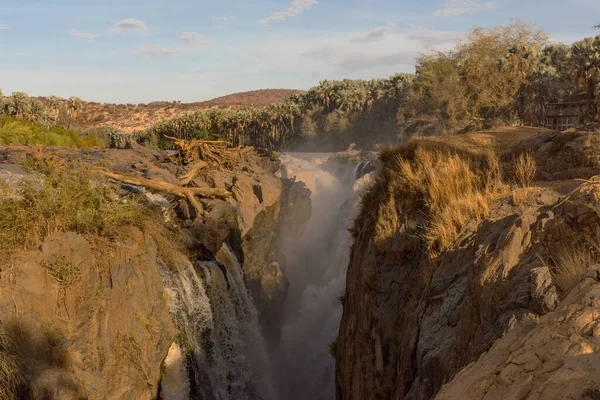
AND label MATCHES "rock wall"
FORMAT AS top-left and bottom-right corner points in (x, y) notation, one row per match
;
(436, 265), (600, 400)
(0, 231), (176, 399)
(336, 129), (600, 400)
